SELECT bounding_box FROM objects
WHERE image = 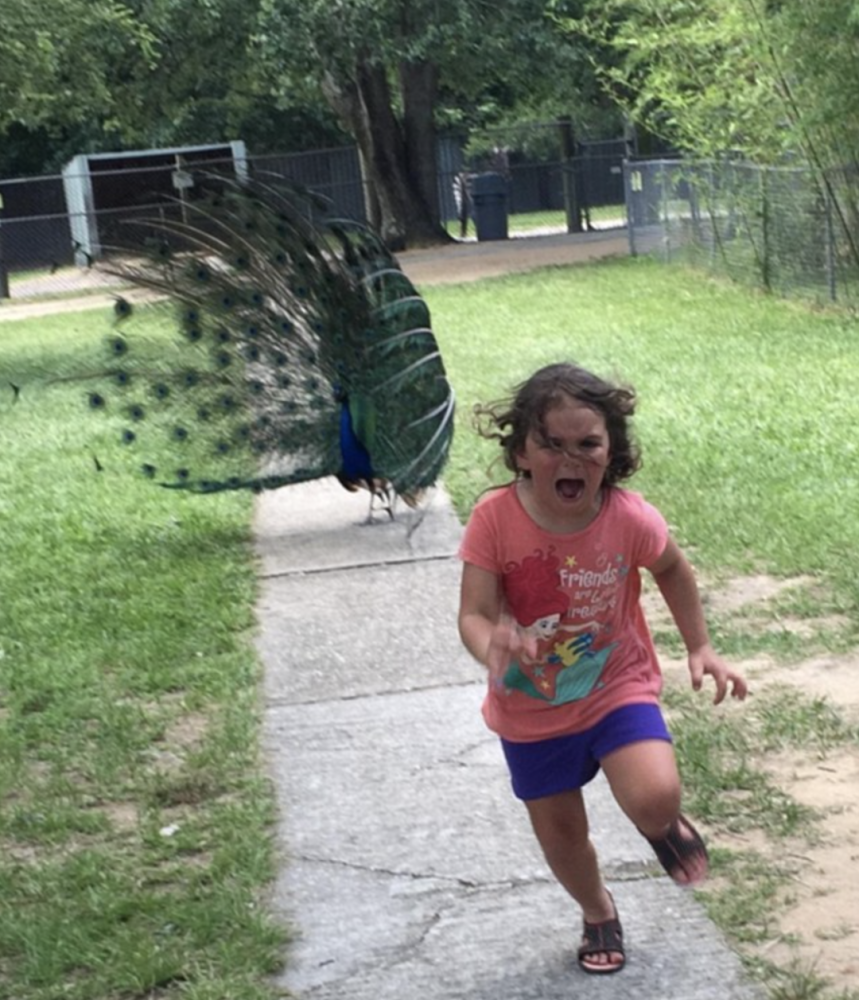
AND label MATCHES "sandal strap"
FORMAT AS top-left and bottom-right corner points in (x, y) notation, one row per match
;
(646, 813), (709, 882)
(579, 915), (624, 957)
